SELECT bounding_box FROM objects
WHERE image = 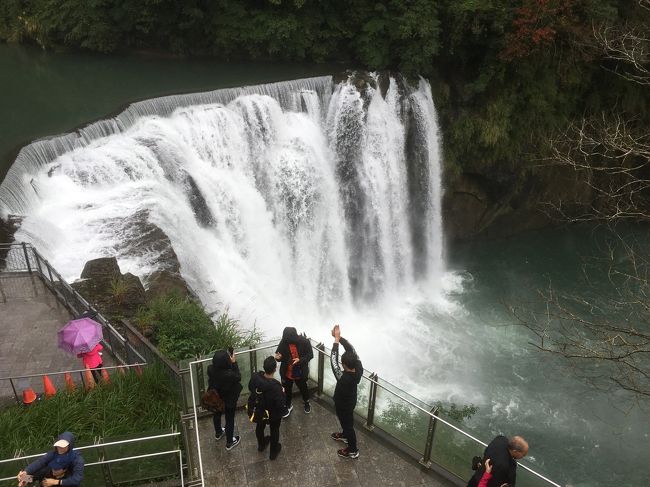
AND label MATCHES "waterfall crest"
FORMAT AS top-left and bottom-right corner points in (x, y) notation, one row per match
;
(1, 73), (444, 327)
